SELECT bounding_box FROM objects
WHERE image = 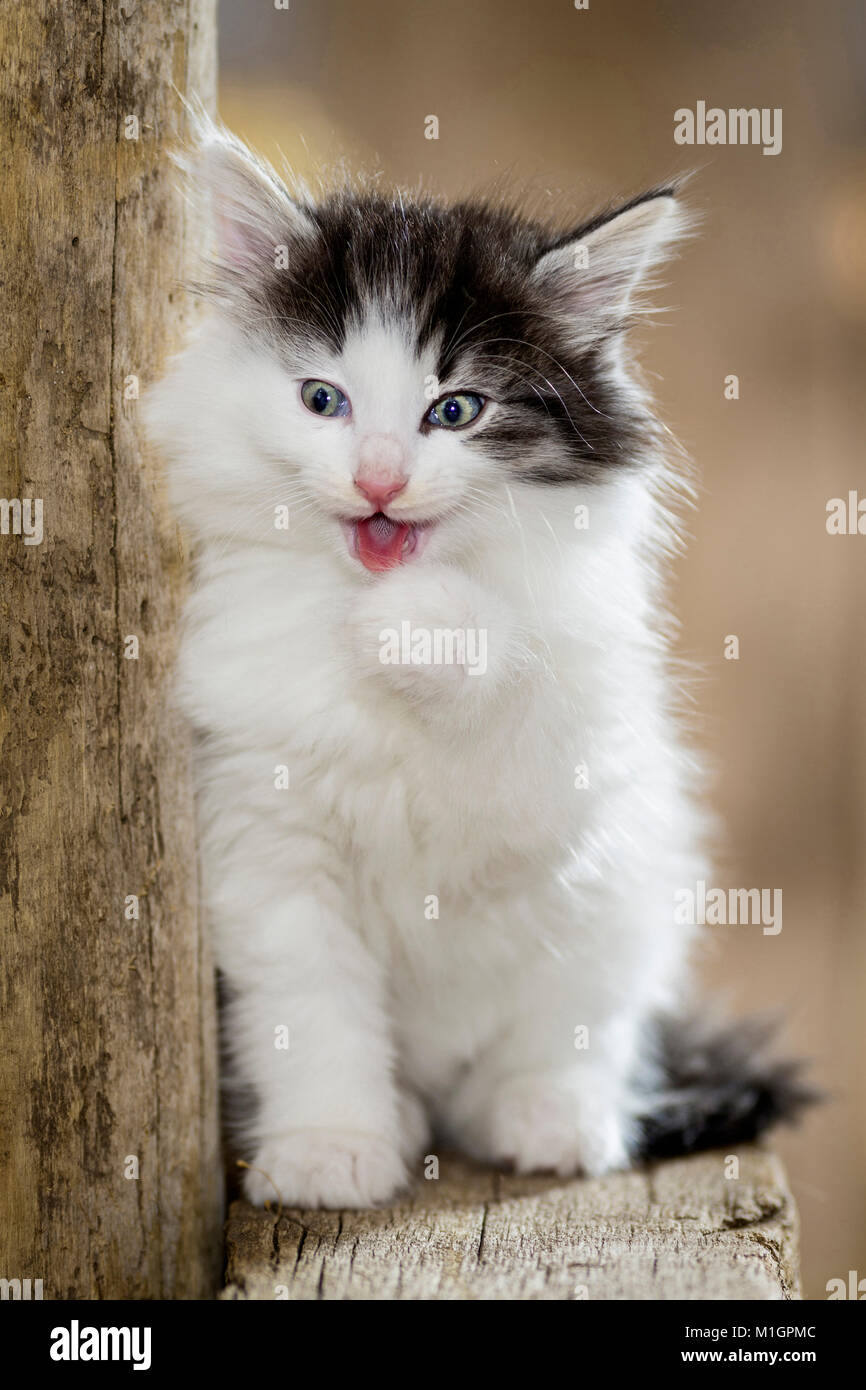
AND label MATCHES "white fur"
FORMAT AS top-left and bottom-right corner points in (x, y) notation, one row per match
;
(145, 154), (706, 1208)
